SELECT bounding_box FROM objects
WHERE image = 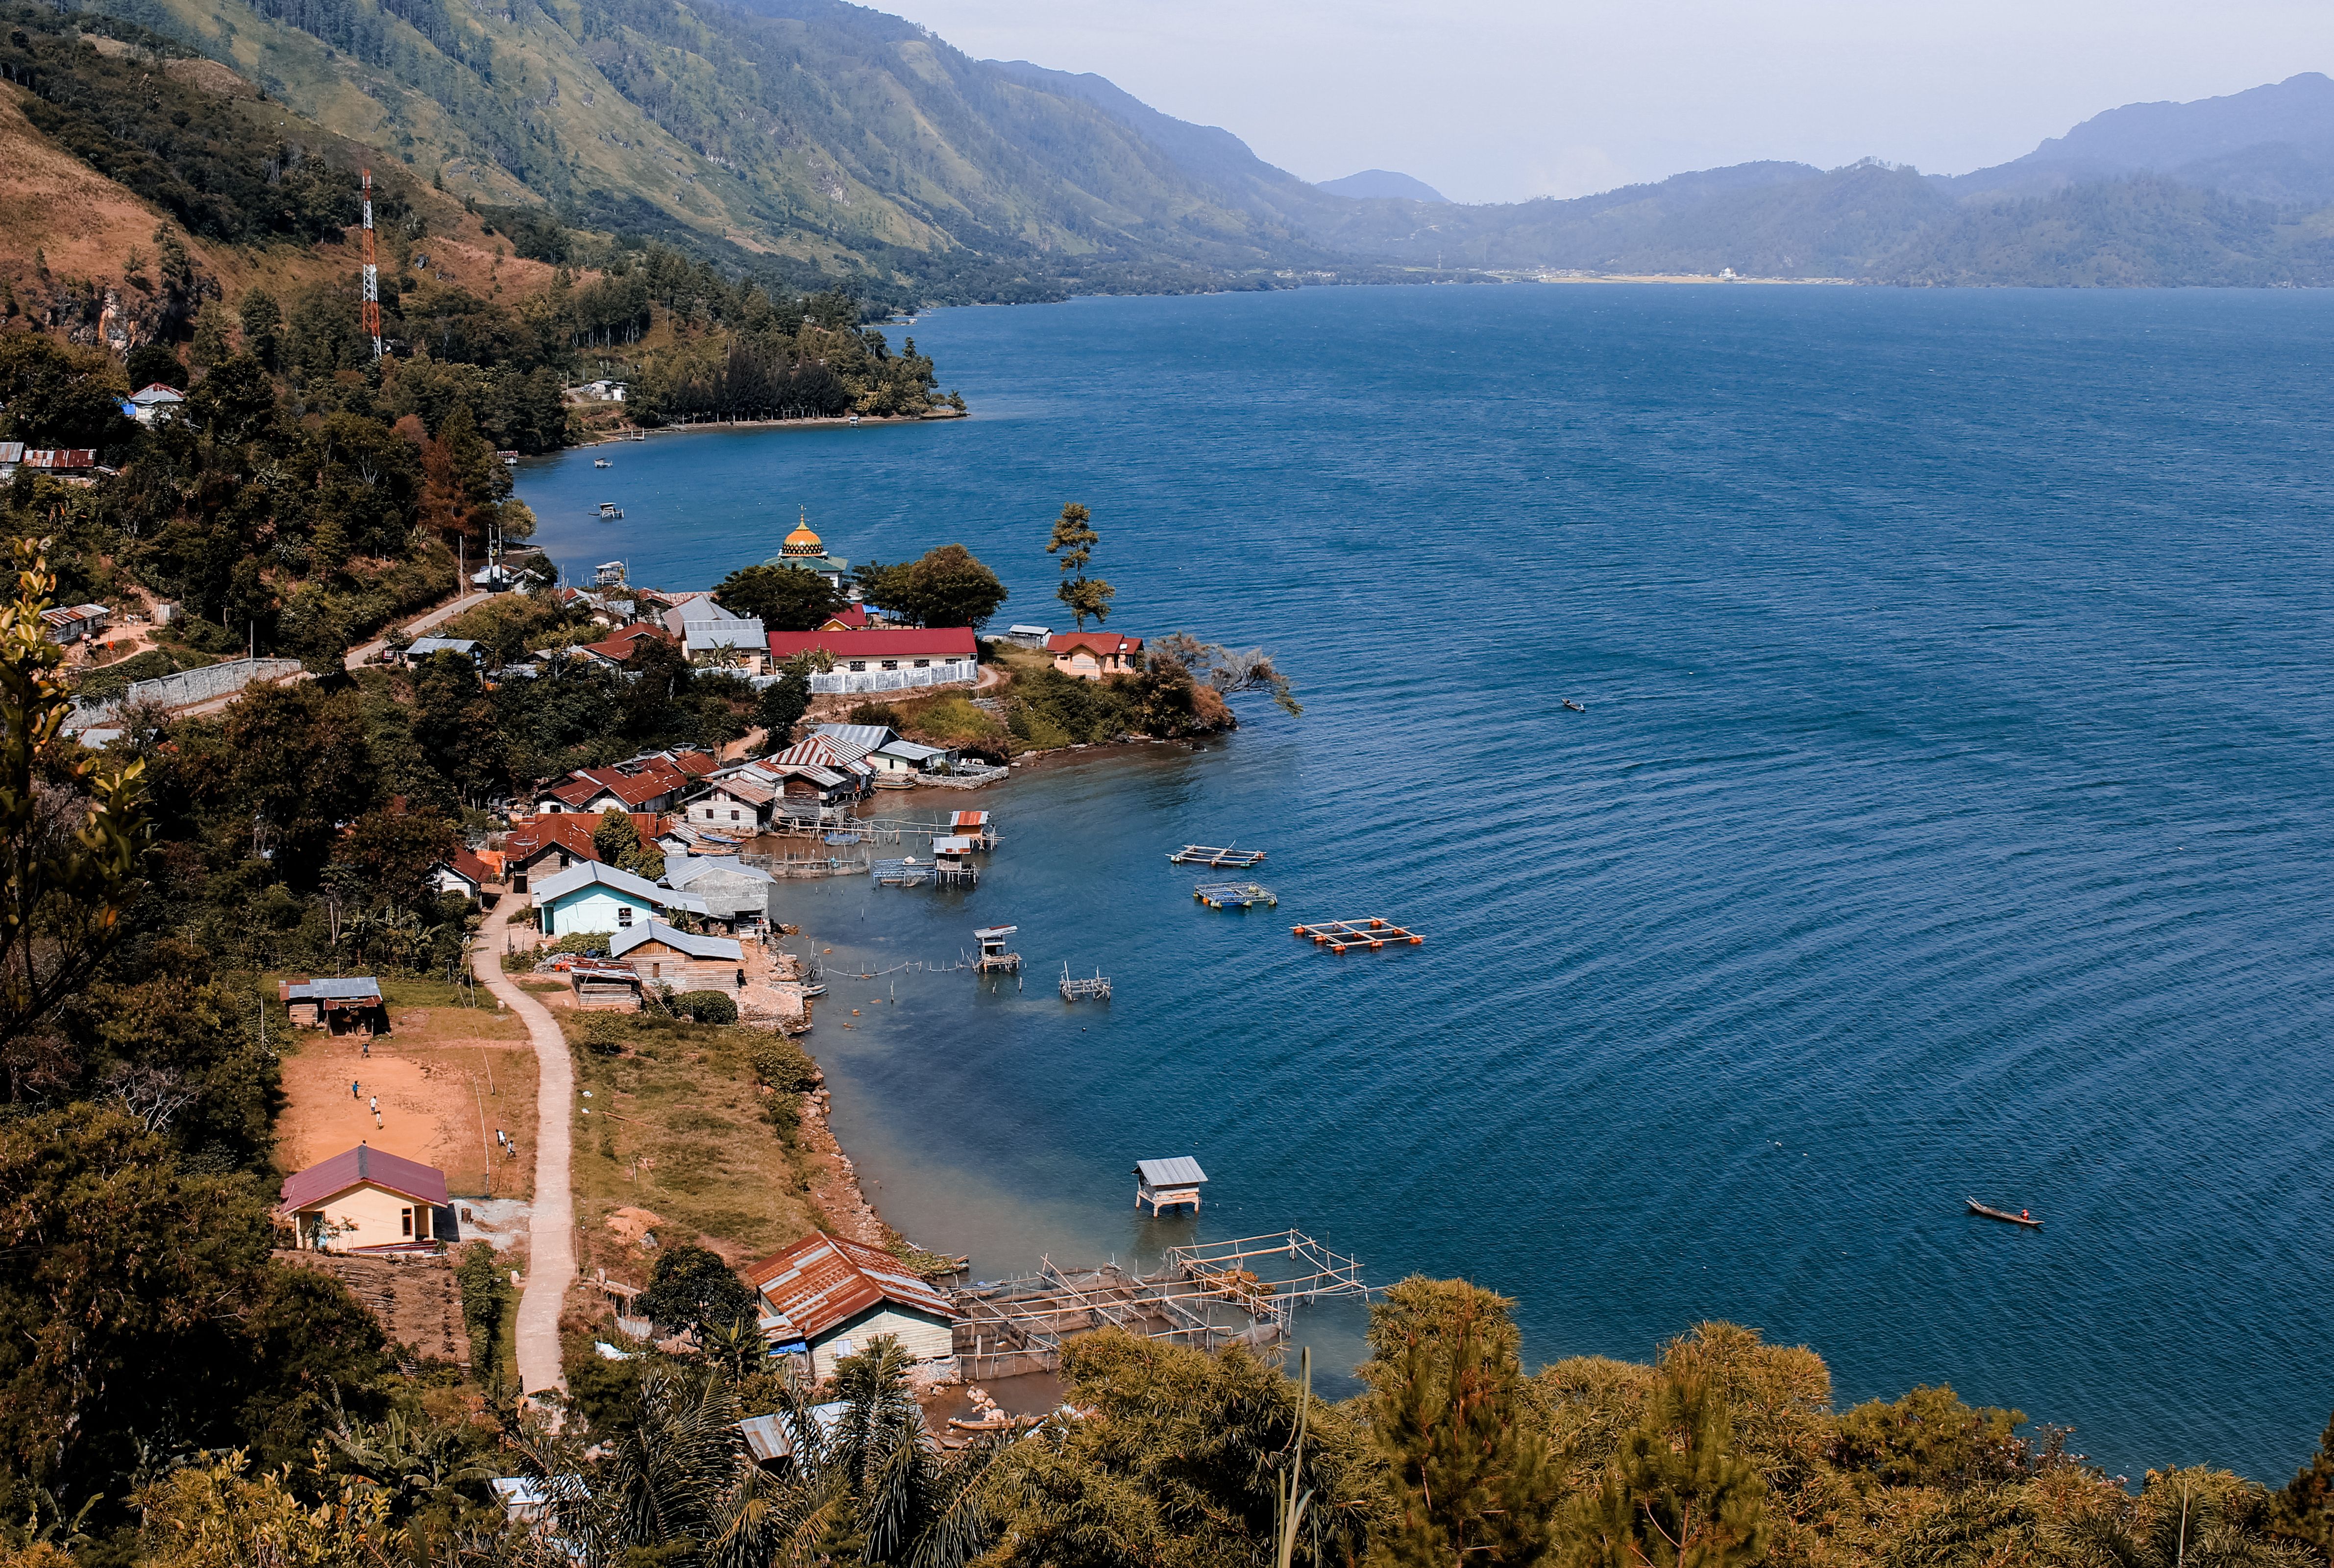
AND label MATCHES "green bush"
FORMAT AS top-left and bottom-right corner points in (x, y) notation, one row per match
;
(547, 932), (610, 957)
(672, 990), (737, 1025)
(454, 1242), (511, 1382)
(751, 1037), (819, 1093)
